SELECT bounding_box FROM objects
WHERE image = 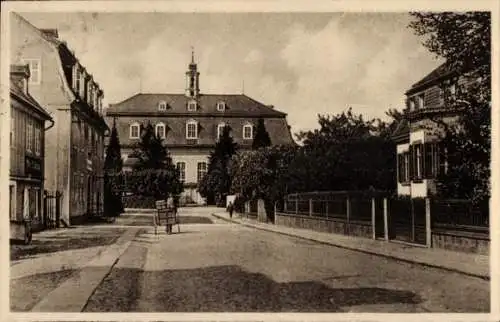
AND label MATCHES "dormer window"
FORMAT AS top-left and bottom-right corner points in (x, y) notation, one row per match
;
(243, 123), (253, 140)
(186, 119), (198, 139)
(217, 101), (226, 111)
(155, 122), (166, 139)
(158, 101), (167, 111)
(130, 122), (140, 139)
(188, 100), (197, 111)
(217, 123), (226, 139)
